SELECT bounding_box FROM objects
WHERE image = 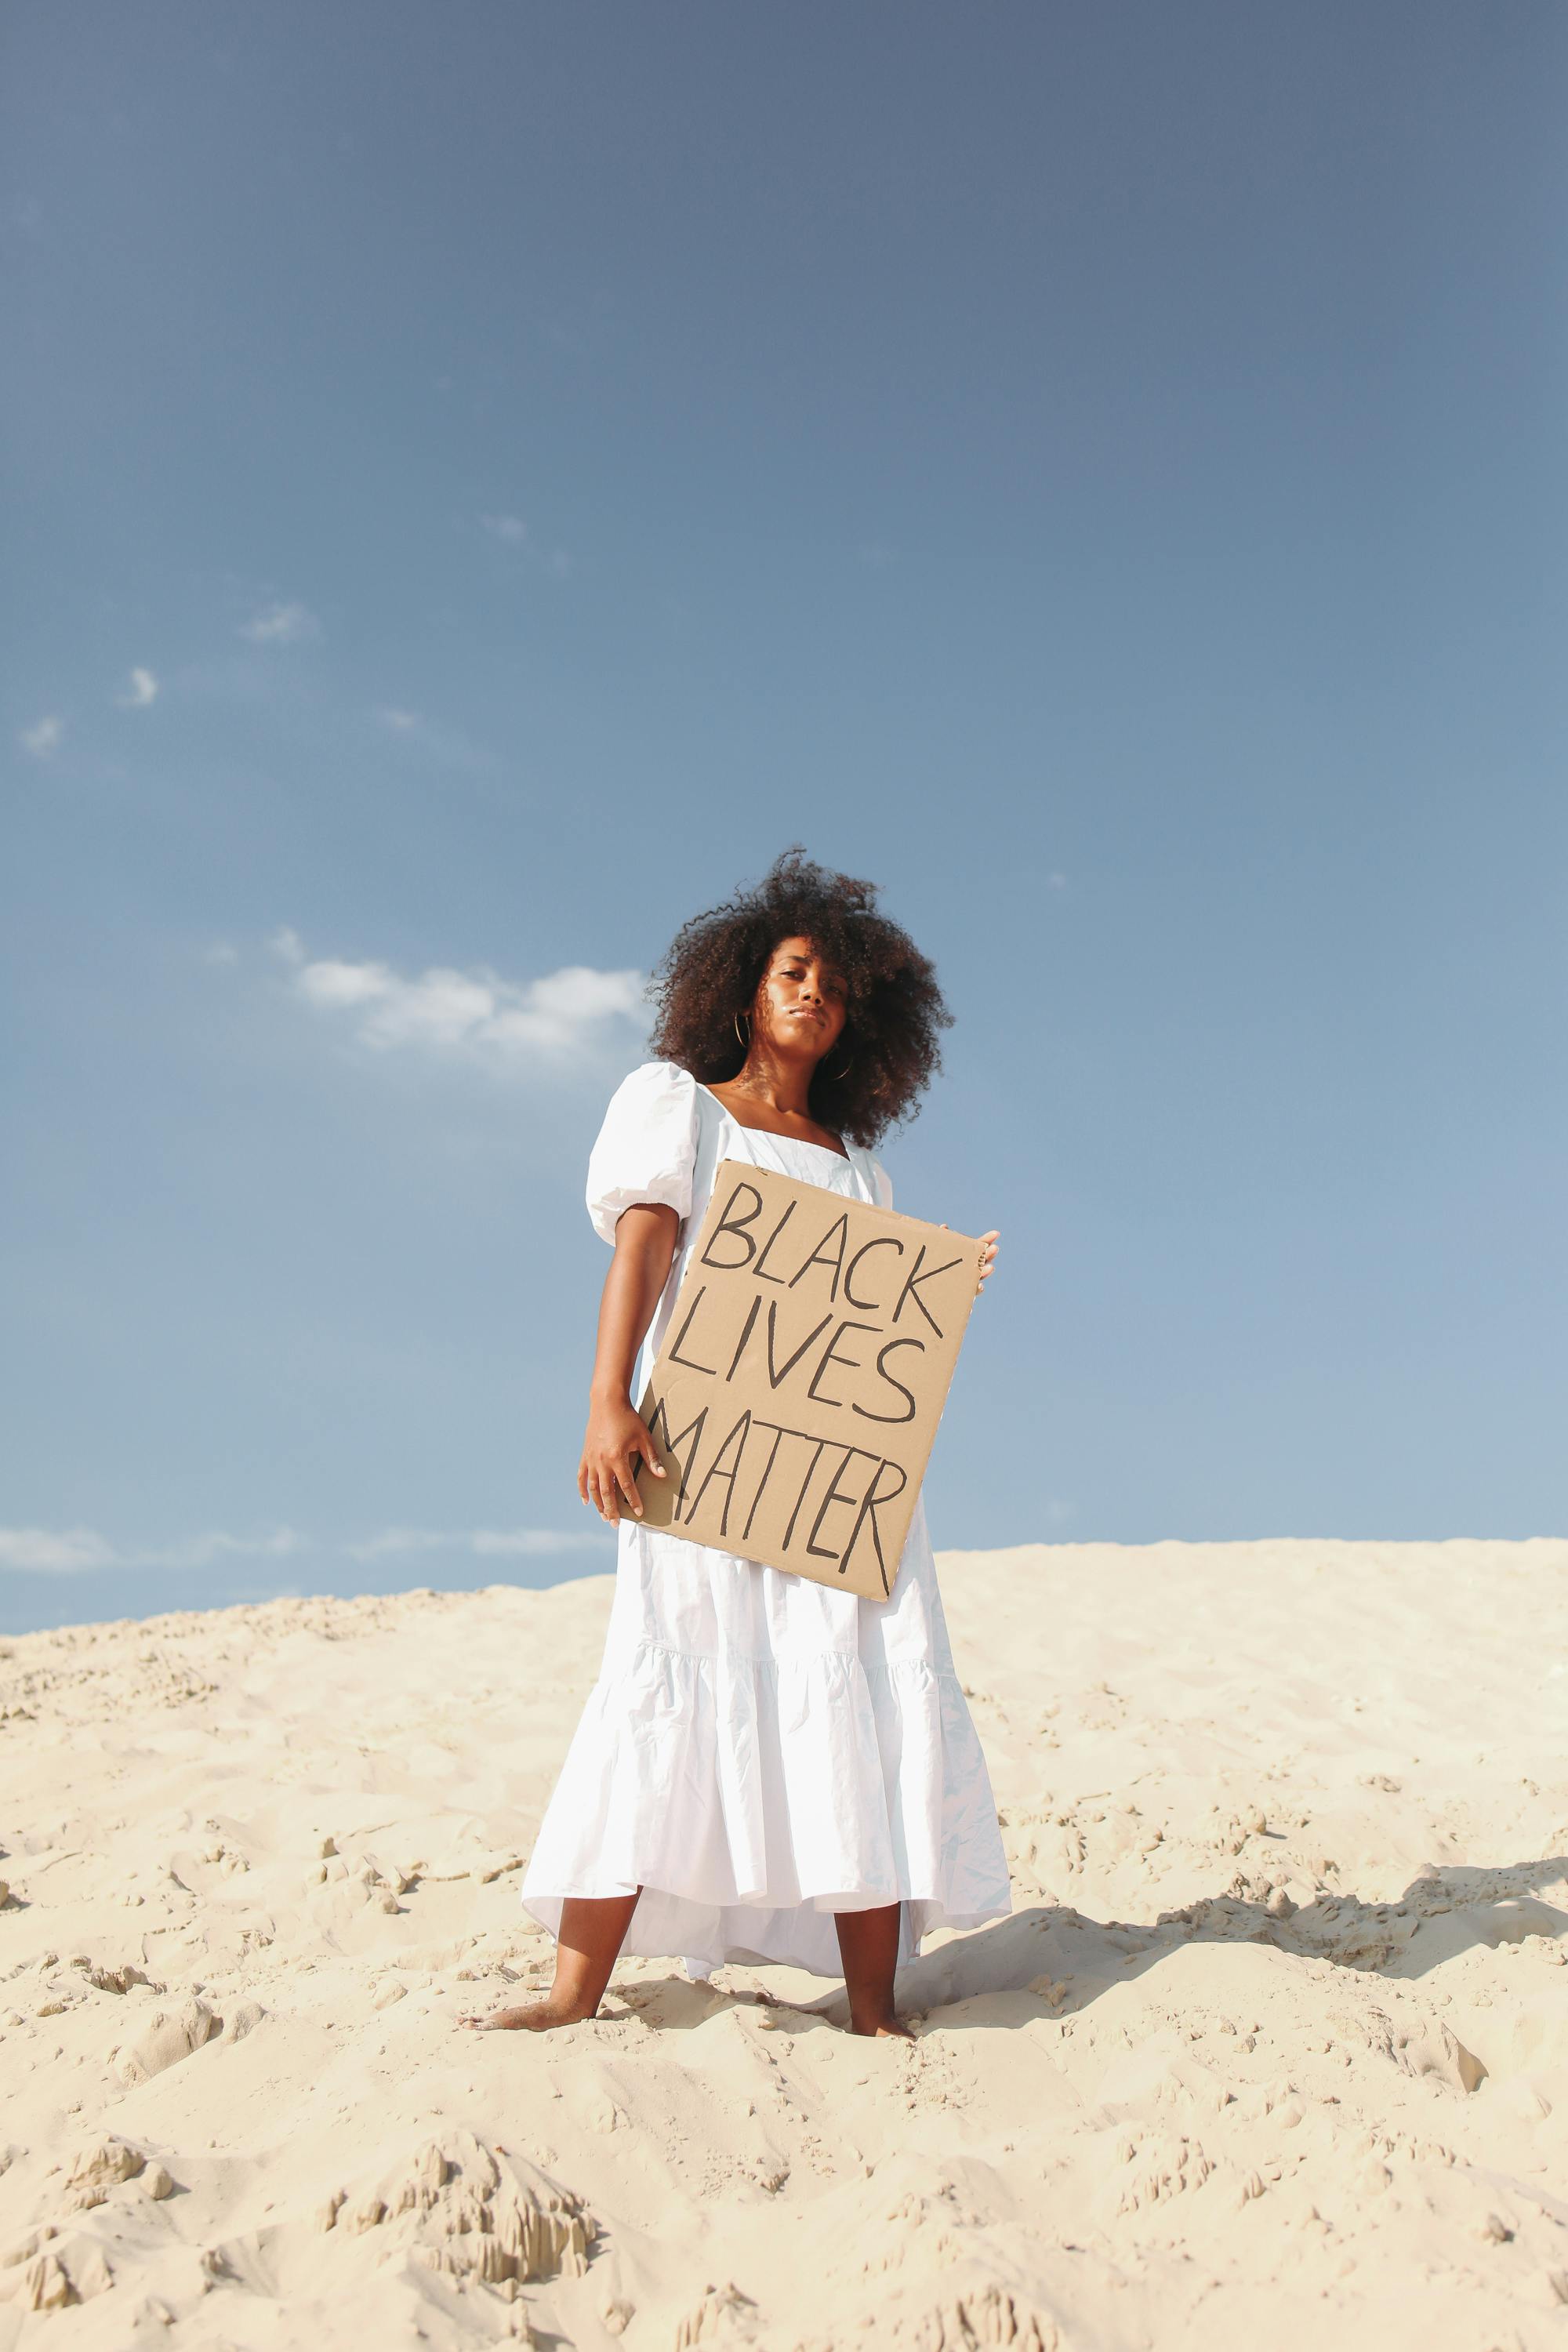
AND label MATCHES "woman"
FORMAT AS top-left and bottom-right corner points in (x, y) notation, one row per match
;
(463, 848), (1011, 2039)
